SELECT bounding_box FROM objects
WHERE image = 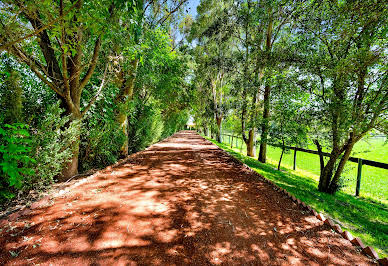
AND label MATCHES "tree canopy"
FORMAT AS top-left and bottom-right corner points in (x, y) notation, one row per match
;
(0, 0), (387, 200)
